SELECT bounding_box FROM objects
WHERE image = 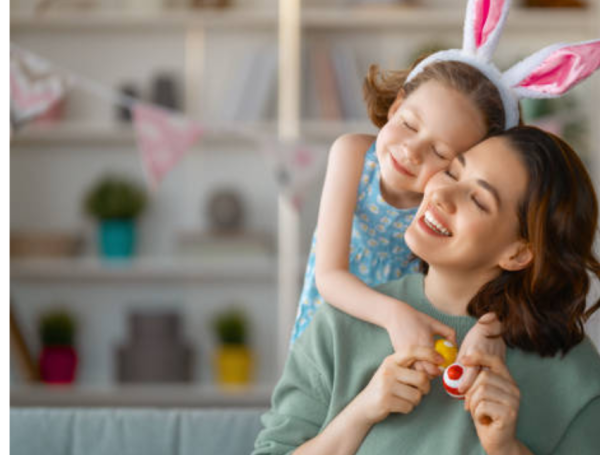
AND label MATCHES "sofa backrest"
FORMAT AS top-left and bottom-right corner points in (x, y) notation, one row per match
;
(11, 407), (266, 455)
